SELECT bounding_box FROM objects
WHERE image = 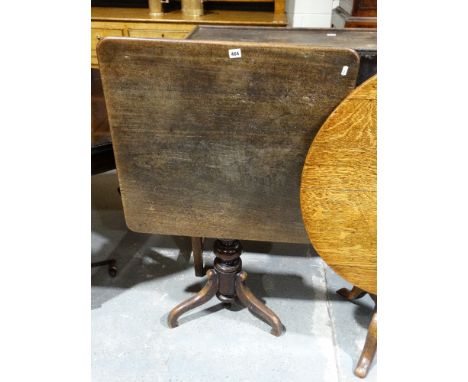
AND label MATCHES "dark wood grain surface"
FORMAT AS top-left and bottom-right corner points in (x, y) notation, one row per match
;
(98, 38), (359, 243)
(188, 26), (376, 53)
(188, 26), (376, 85)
